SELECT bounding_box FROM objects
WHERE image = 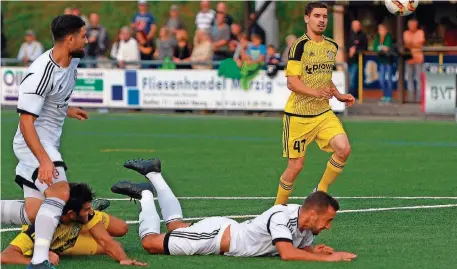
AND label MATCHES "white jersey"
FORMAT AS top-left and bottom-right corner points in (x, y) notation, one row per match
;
(226, 204), (314, 257)
(13, 49), (79, 149)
